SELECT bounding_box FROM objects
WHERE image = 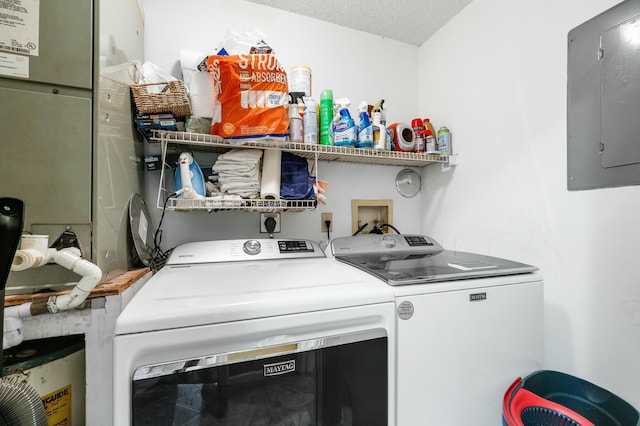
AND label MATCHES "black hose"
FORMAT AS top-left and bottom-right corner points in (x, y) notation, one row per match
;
(353, 223), (368, 236)
(379, 224), (402, 234)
